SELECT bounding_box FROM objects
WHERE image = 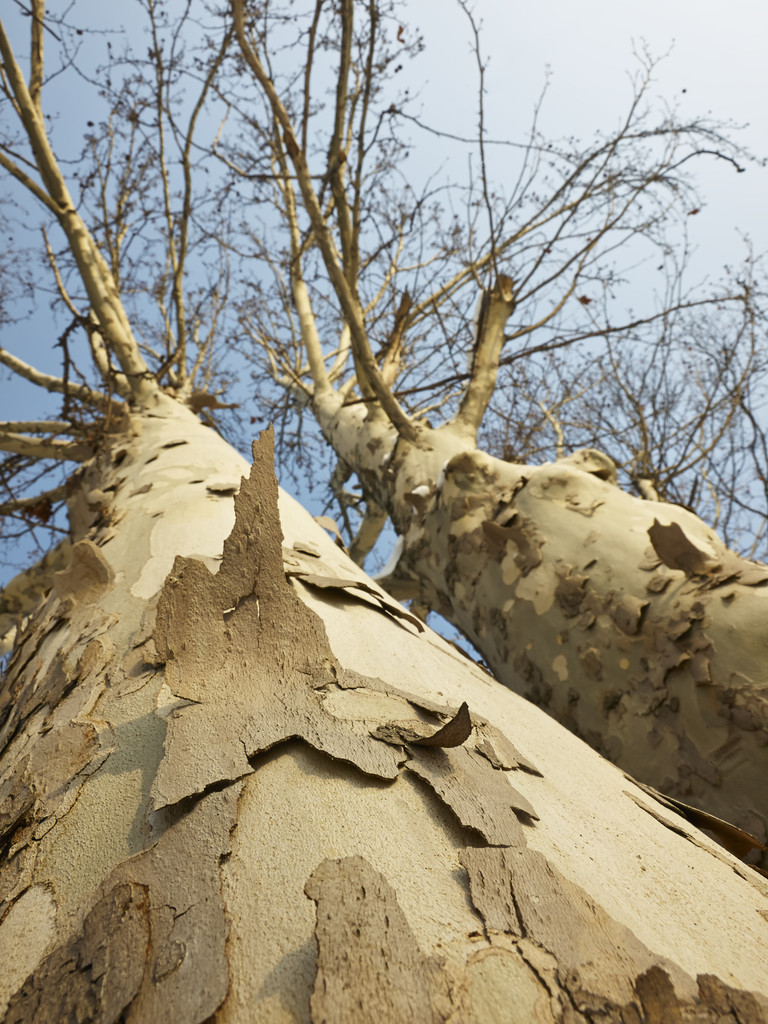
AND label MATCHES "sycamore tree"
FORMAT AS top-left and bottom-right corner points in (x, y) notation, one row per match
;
(1, 2), (768, 1020)
(227, 0), (768, 841)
